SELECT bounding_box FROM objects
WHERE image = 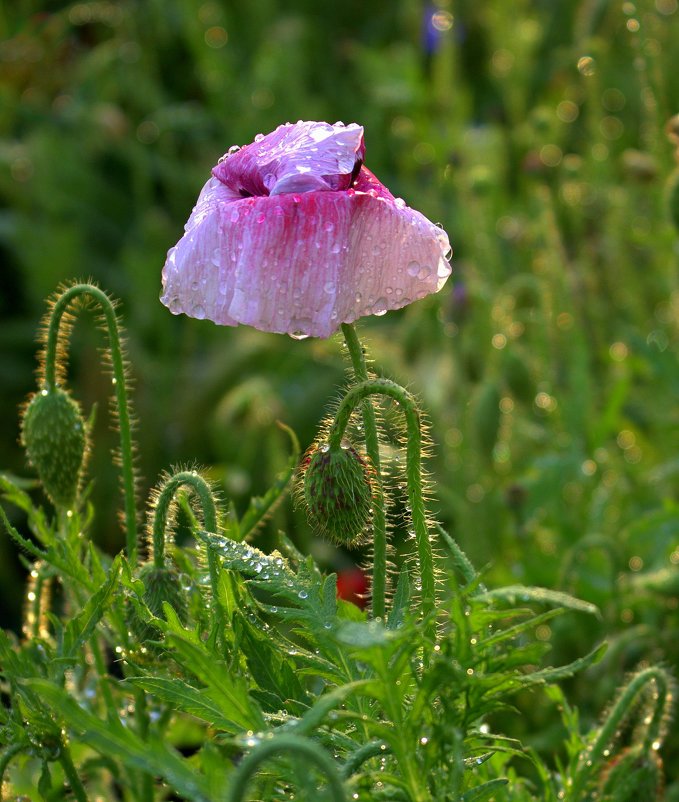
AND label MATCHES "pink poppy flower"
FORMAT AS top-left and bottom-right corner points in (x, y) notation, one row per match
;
(161, 121), (451, 339)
